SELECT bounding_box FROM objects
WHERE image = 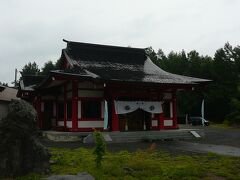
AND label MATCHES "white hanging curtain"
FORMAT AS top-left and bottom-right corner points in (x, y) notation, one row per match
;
(114, 101), (139, 114)
(140, 101), (163, 113)
(103, 100), (108, 130)
(114, 101), (163, 114)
